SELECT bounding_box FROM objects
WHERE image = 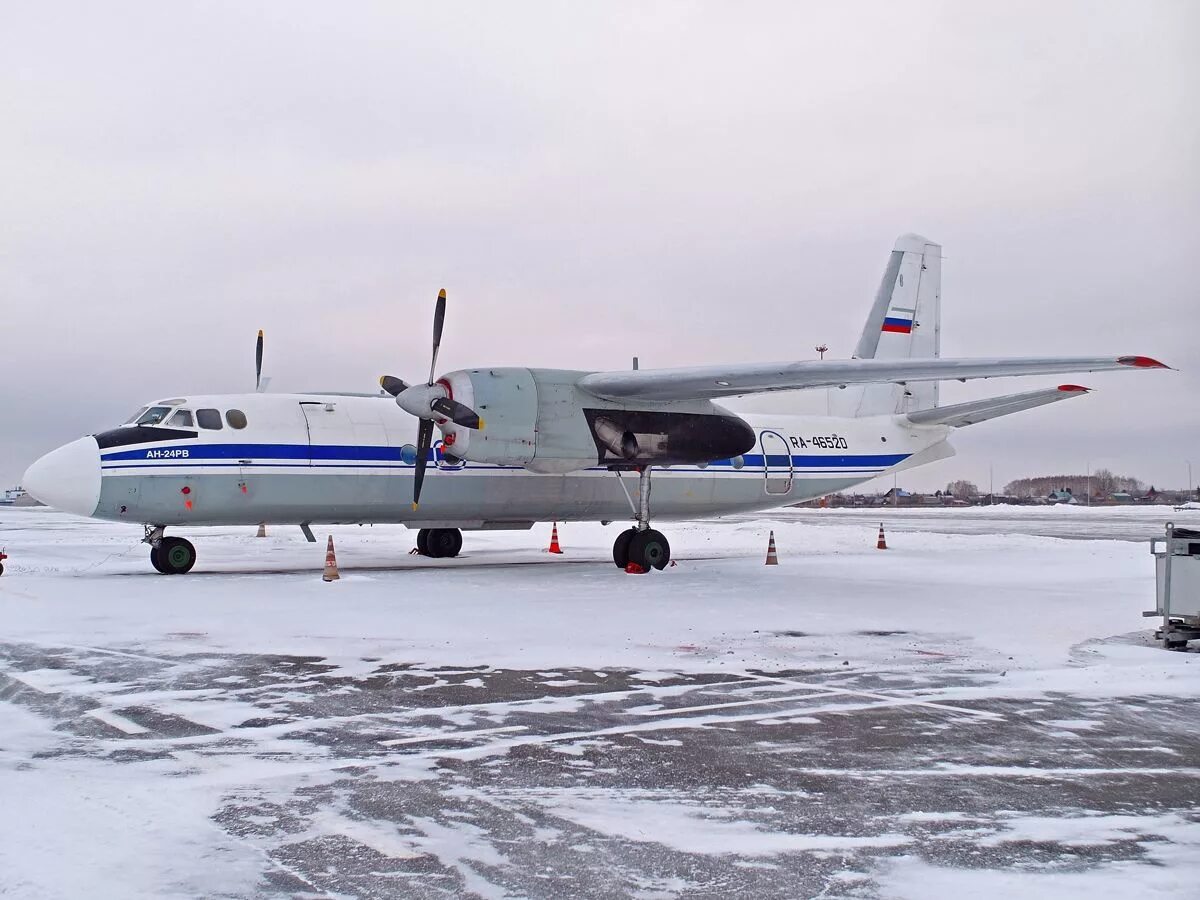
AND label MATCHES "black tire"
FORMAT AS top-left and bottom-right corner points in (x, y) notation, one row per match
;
(158, 537), (196, 574)
(416, 528), (430, 556)
(629, 529), (671, 571)
(150, 545), (168, 574)
(0, 562), (4, 576)
(613, 528), (636, 568)
(426, 528), (462, 559)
